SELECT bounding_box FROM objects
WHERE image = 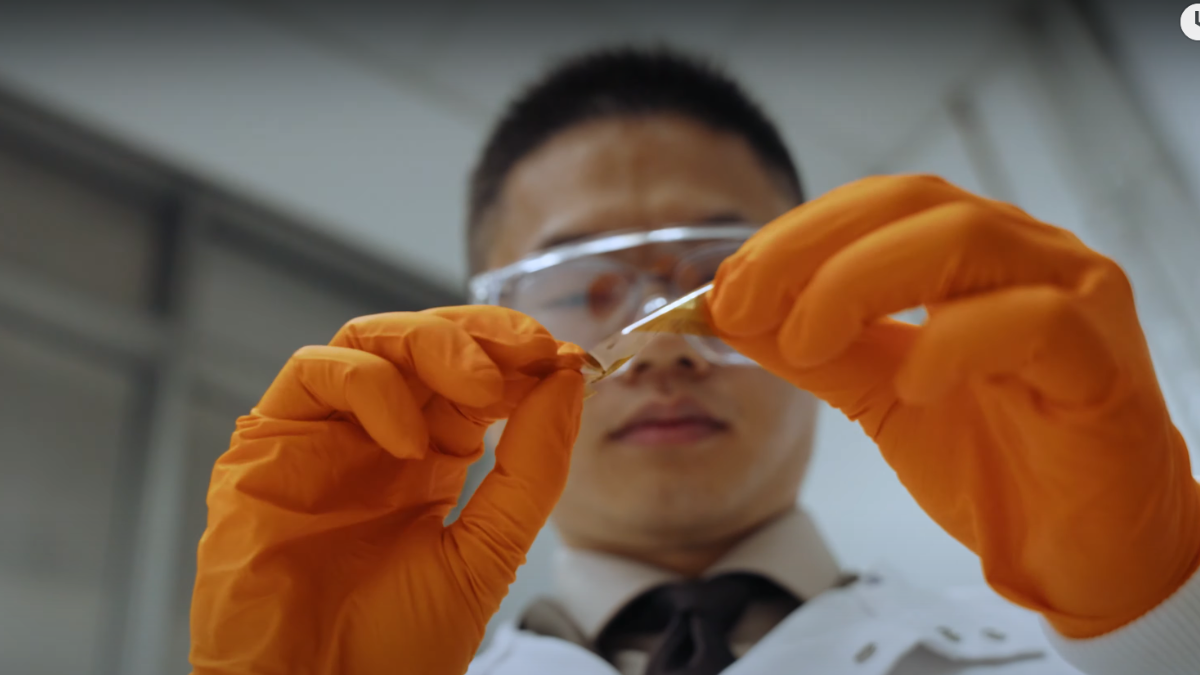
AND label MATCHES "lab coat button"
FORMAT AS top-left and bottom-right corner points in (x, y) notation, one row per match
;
(982, 627), (1007, 641)
(937, 626), (962, 642)
(854, 642), (877, 663)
